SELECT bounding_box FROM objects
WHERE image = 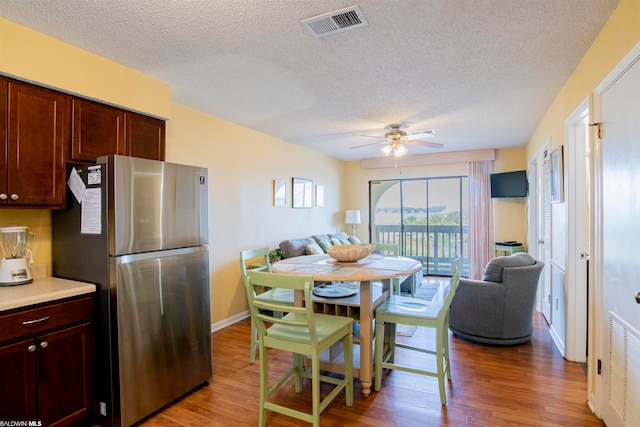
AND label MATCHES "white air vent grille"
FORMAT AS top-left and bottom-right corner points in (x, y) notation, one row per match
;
(301, 6), (369, 39)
